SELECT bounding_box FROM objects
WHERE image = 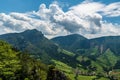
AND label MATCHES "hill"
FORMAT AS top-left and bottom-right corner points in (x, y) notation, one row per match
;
(0, 40), (70, 80)
(0, 30), (120, 80)
(0, 29), (60, 64)
(52, 34), (120, 79)
(52, 34), (89, 52)
(52, 34), (120, 55)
